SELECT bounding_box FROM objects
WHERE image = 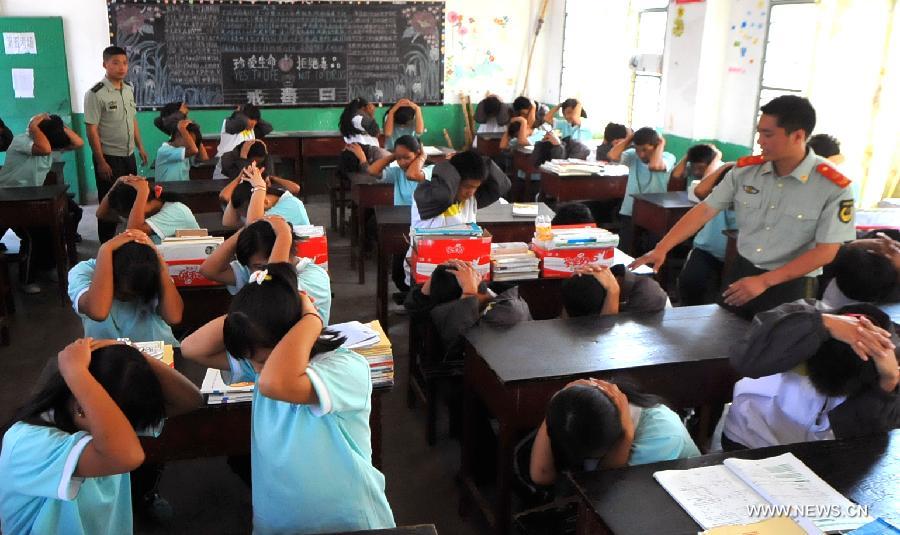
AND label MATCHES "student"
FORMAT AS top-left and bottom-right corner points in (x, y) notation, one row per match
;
(368, 135), (432, 206)
(595, 123), (628, 162)
(474, 94), (511, 135)
(218, 140), (300, 202)
(98, 176), (199, 243)
(677, 157), (739, 306)
(200, 216), (332, 324)
(383, 98), (425, 150)
(529, 378), (700, 485)
(511, 96), (540, 128)
(0, 113), (84, 293)
(542, 98), (592, 142)
(0, 113), (83, 187)
(669, 143), (719, 192)
(722, 302), (899, 450)
(181, 263), (395, 534)
(0, 338), (201, 535)
(631, 96), (857, 318)
(340, 97), (380, 147)
(84, 46), (149, 243)
(222, 164), (310, 227)
(807, 133), (843, 164)
(67, 230), (182, 346)
(153, 101), (188, 136)
(212, 104), (273, 180)
(500, 116), (544, 152)
(154, 119), (208, 182)
(404, 260), (531, 358)
(561, 264), (668, 317)
(550, 202), (595, 226)
(608, 127), (676, 254)
(820, 242), (899, 308)
(339, 142), (392, 177)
